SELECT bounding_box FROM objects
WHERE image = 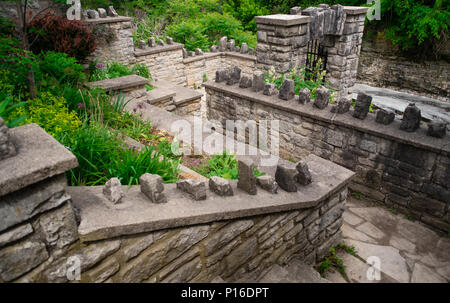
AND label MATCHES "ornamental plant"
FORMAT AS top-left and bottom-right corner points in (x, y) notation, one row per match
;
(28, 14), (97, 61)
